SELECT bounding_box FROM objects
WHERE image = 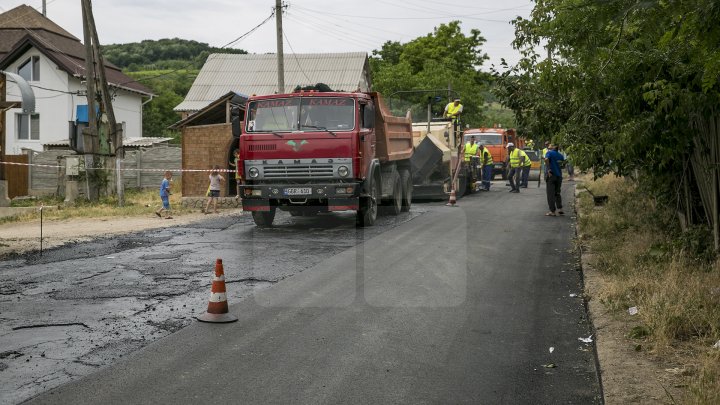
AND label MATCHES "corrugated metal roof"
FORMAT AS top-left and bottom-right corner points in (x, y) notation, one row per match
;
(174, 52), (370, 112)
(44, 137), (172, 148)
